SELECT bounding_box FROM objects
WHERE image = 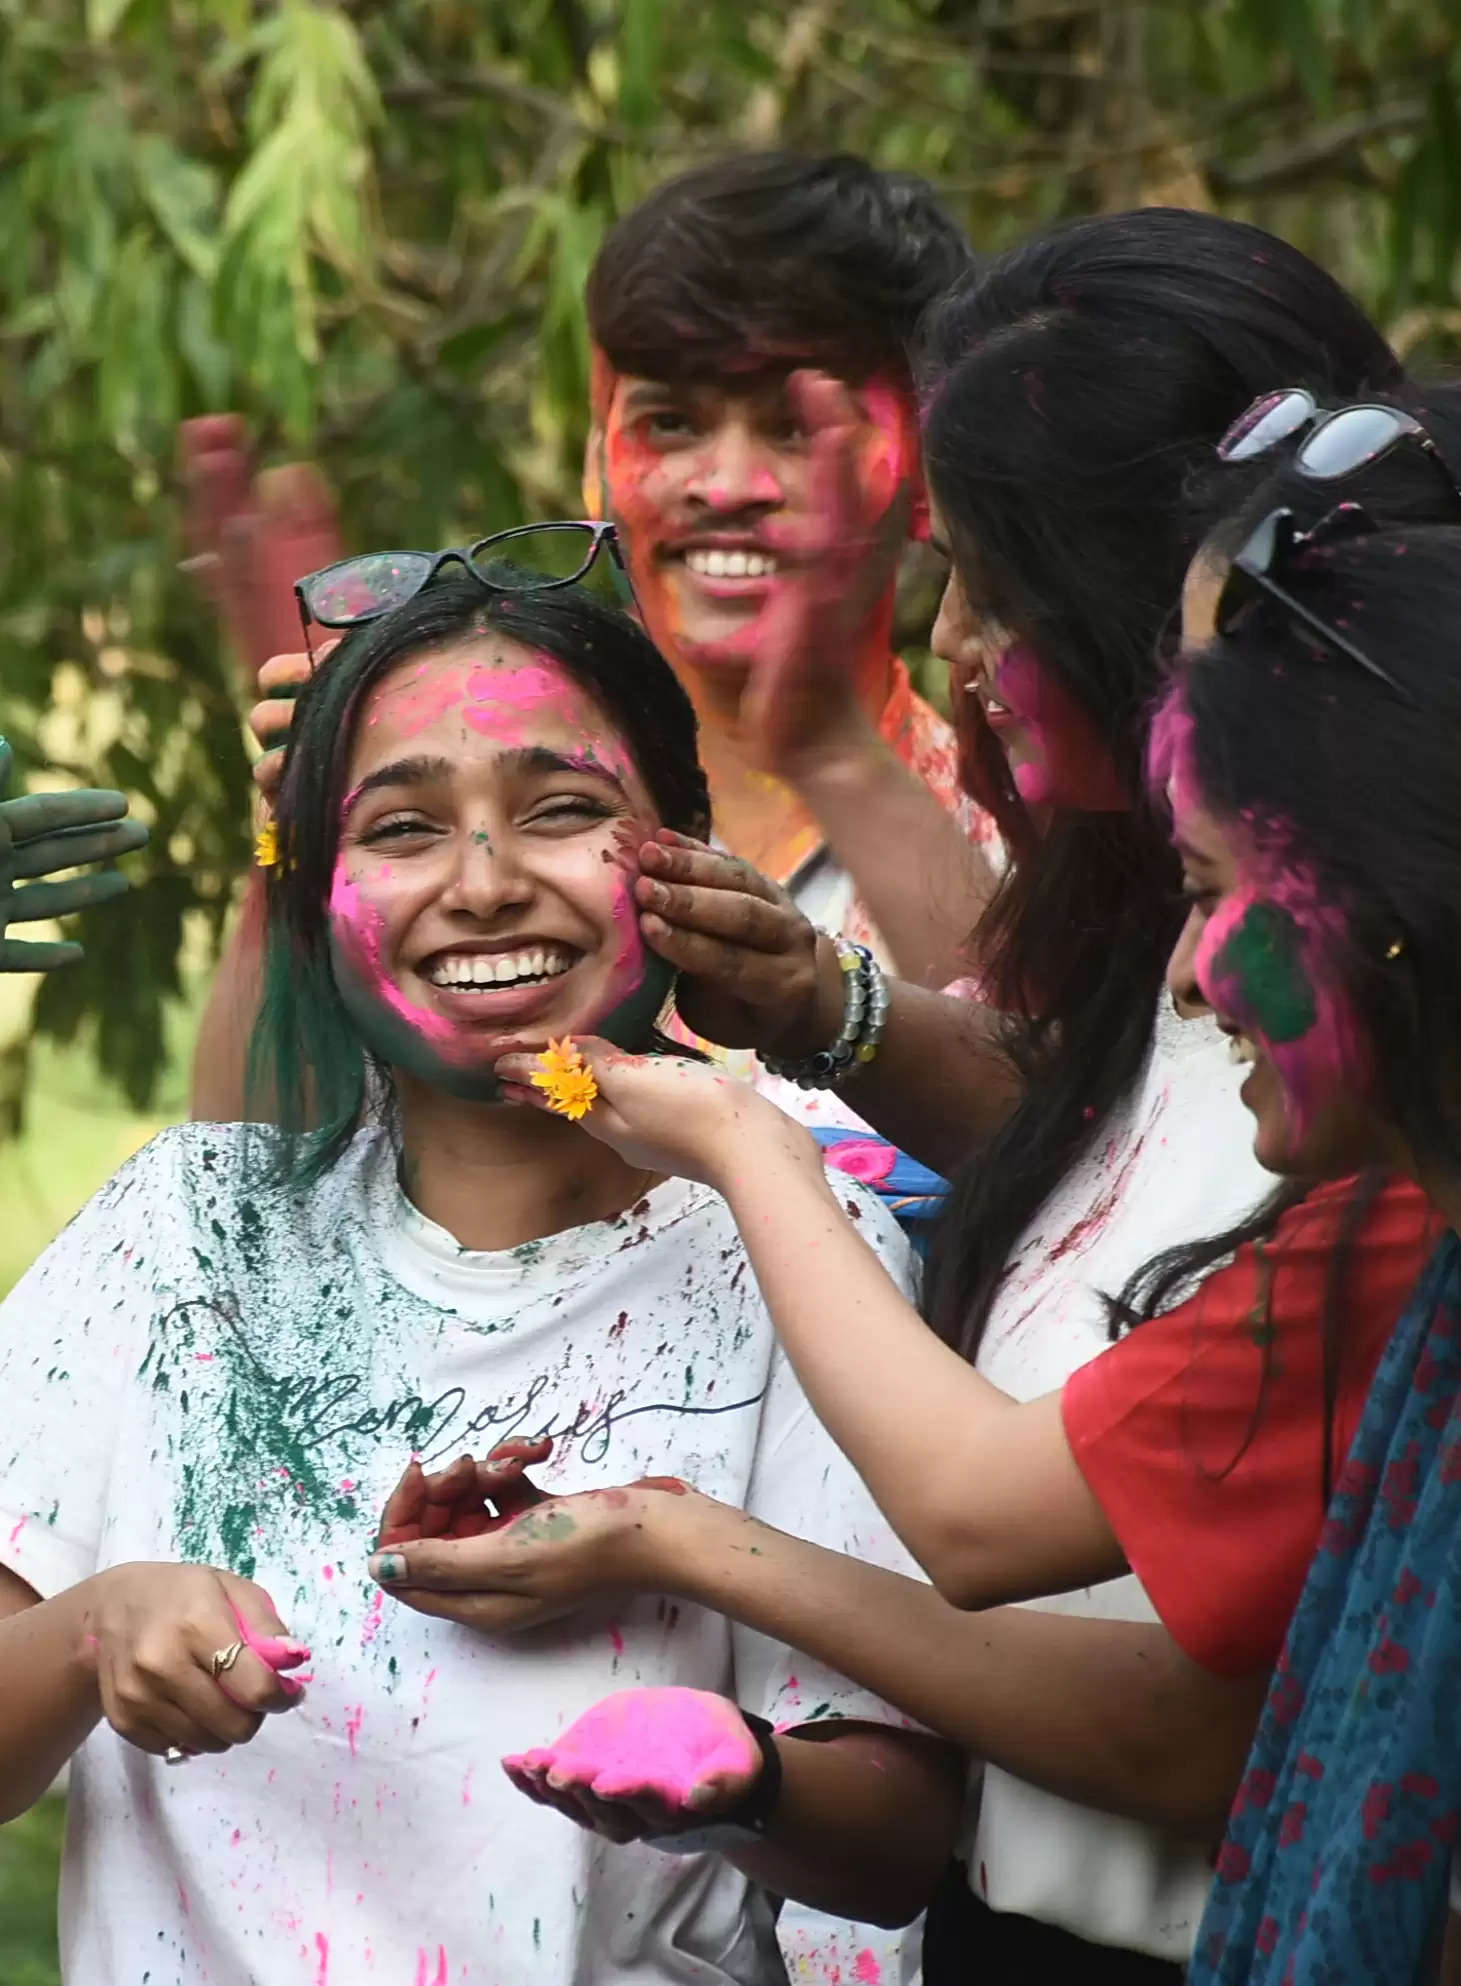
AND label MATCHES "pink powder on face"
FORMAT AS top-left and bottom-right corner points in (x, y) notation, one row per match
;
(502, 1686), (760, 1811)
(822, 1138), (897, 1187)
(994, 643), (1128, 812)
(328, 863), (467, 1059)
